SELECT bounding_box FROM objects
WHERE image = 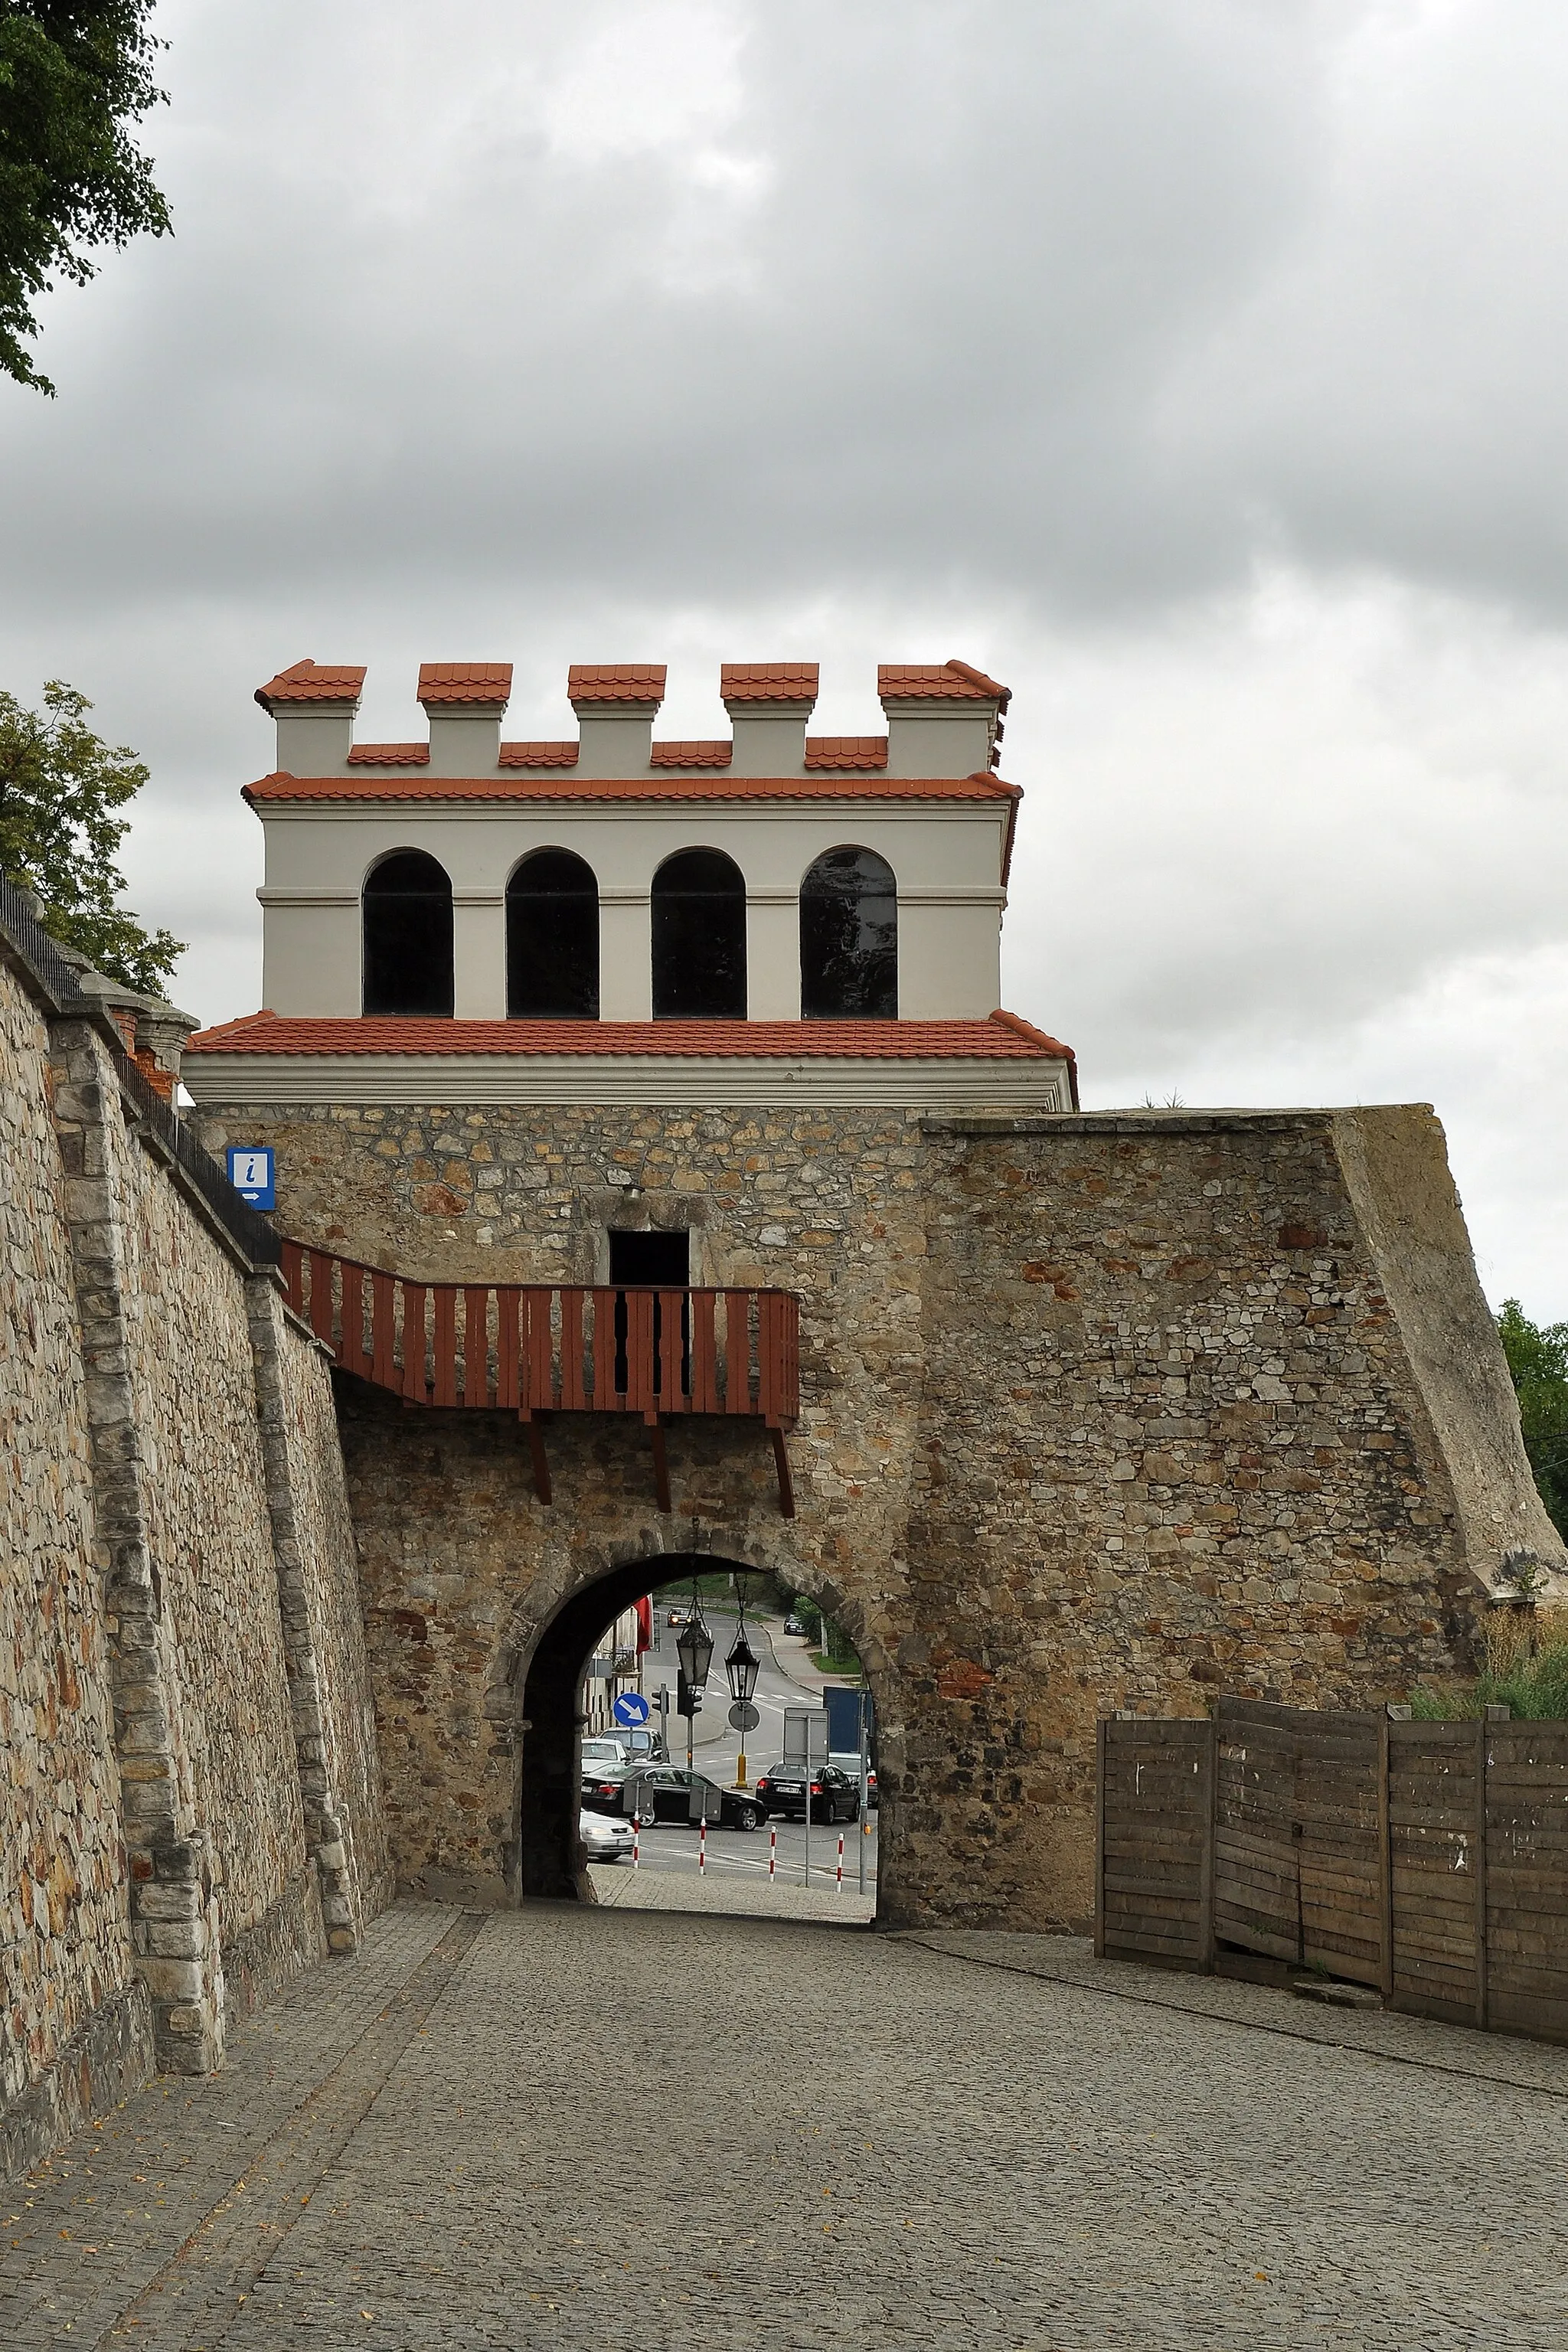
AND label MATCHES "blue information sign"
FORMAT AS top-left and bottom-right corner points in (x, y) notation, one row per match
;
(227, 1145), (276, 1210)
(612, 1690), (651, 1726)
